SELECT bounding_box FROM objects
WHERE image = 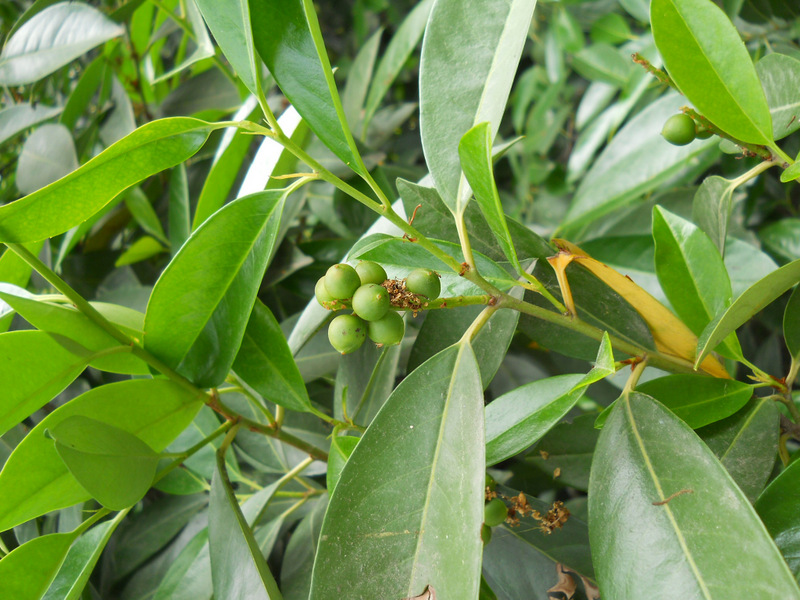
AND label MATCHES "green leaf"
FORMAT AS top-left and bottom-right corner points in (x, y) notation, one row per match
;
(0, 531), (77, 599)
(326, 435), (359, 494)
(572, 43), (632, 86)
(652, 206), (742, 358)
(334, 342), (402, 428)
(0, 331), (92, 436)
(784, 285), (800, 359)
(698, 397), (779, 502)
(527, 414), (599, 491)
(232, 299), (313, 413)
(781, 161), (800, 184)
(0, 117), (218, 243)
(310, 342), (484, 599)
(589, 393), (799, 597)
(43, 513), (126, 600)
(0, 294), (148, 375)
(761, 218), (800, 261)
(756, 53), (800, 140)
(115, 236), (166, 267)
(249, 0), (365, 176)
(636, 374), (754, 428)
(49, 416), (159, 510)
(0, 103), (62, 146)
(280, 497), (327, 600)
(0, 3), (124, 86)
(144, 190), (285, 388)
(419, 0), (536, 212)
(651, 0), (773, 144)
(16, 123), (78, 195)
(150, 0), (214, 83)
(459, 122), (523, 274)
(192, 104), (257, 230)
(696, 258), (800, 368)
(755, 459), (800, 582)
(691, 175), (738, 255)
(152, 530), (212, 600)
(195, 0), (260, 97)
(362, 0), (433, 134)
(209, 449), (283, 600)
(590, 13), (632, 44)
(485, 374), (585, 466)
(125, 186), (168, 245)
(342, 28), (382, 133)
(0, 379), (201, 532)
(561, 93), (717, 236)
